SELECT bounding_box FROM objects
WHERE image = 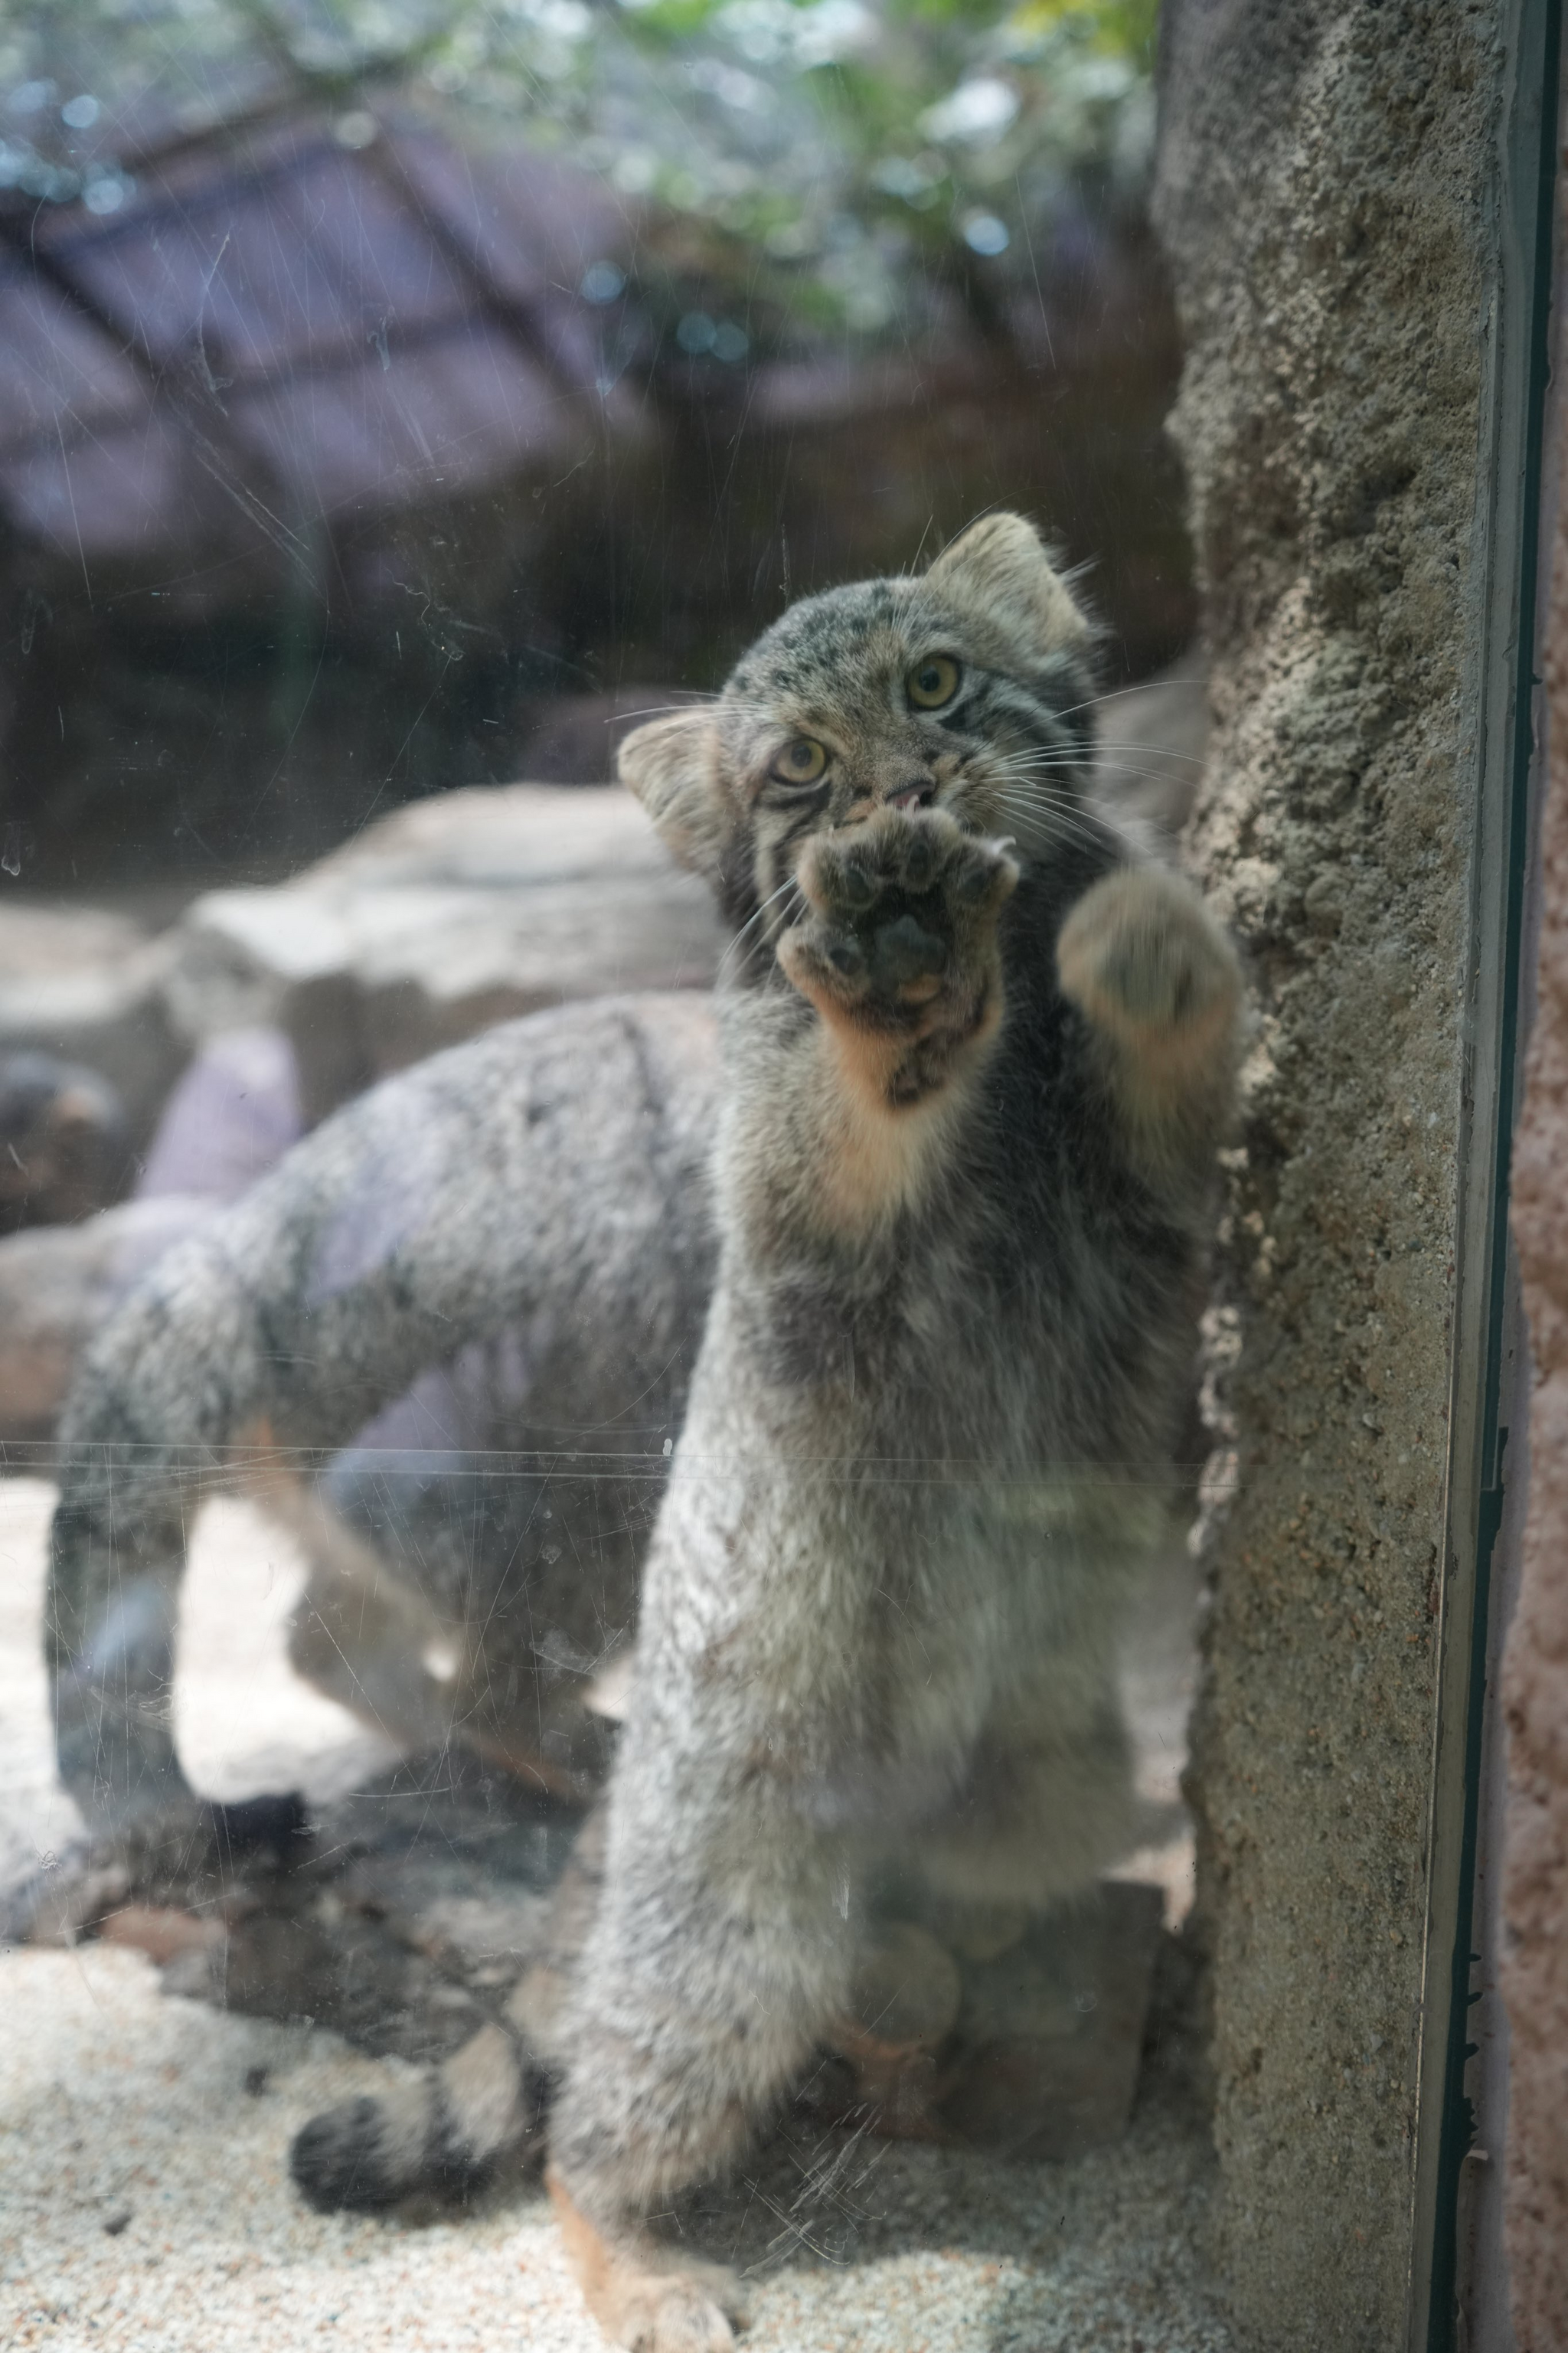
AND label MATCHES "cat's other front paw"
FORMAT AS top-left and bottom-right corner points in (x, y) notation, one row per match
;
(1057, 865), (1240, 1051)
(1057, 866), (1243, 1163)
(778, 807), (1018, 1059)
